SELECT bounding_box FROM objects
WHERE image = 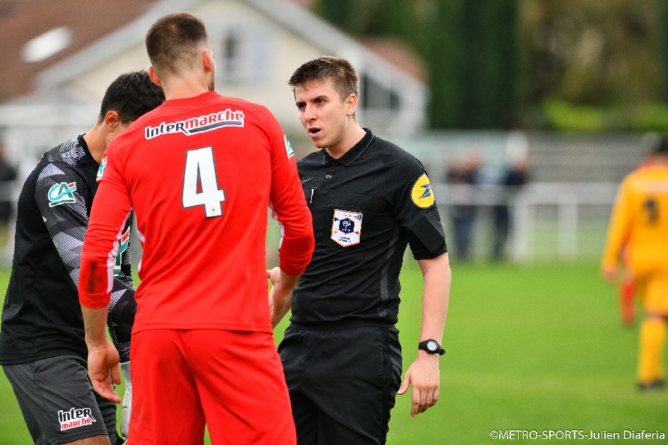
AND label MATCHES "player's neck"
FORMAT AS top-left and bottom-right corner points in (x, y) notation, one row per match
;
(161, 75), (211, 101)
(83, 125), (107, 165)
(325, 122), (366, 159)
